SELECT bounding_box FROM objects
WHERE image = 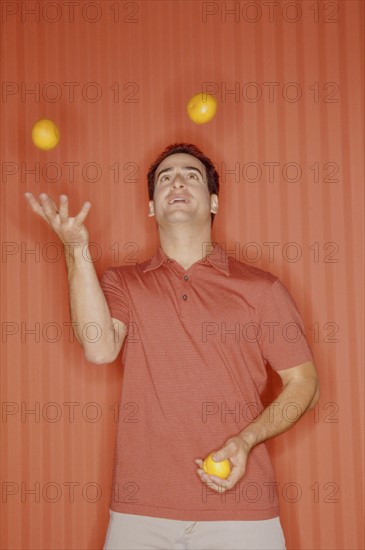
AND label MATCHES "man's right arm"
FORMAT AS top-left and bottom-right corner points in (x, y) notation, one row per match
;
(65, 244), (127, 364)
(24, 192), (127, 364)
